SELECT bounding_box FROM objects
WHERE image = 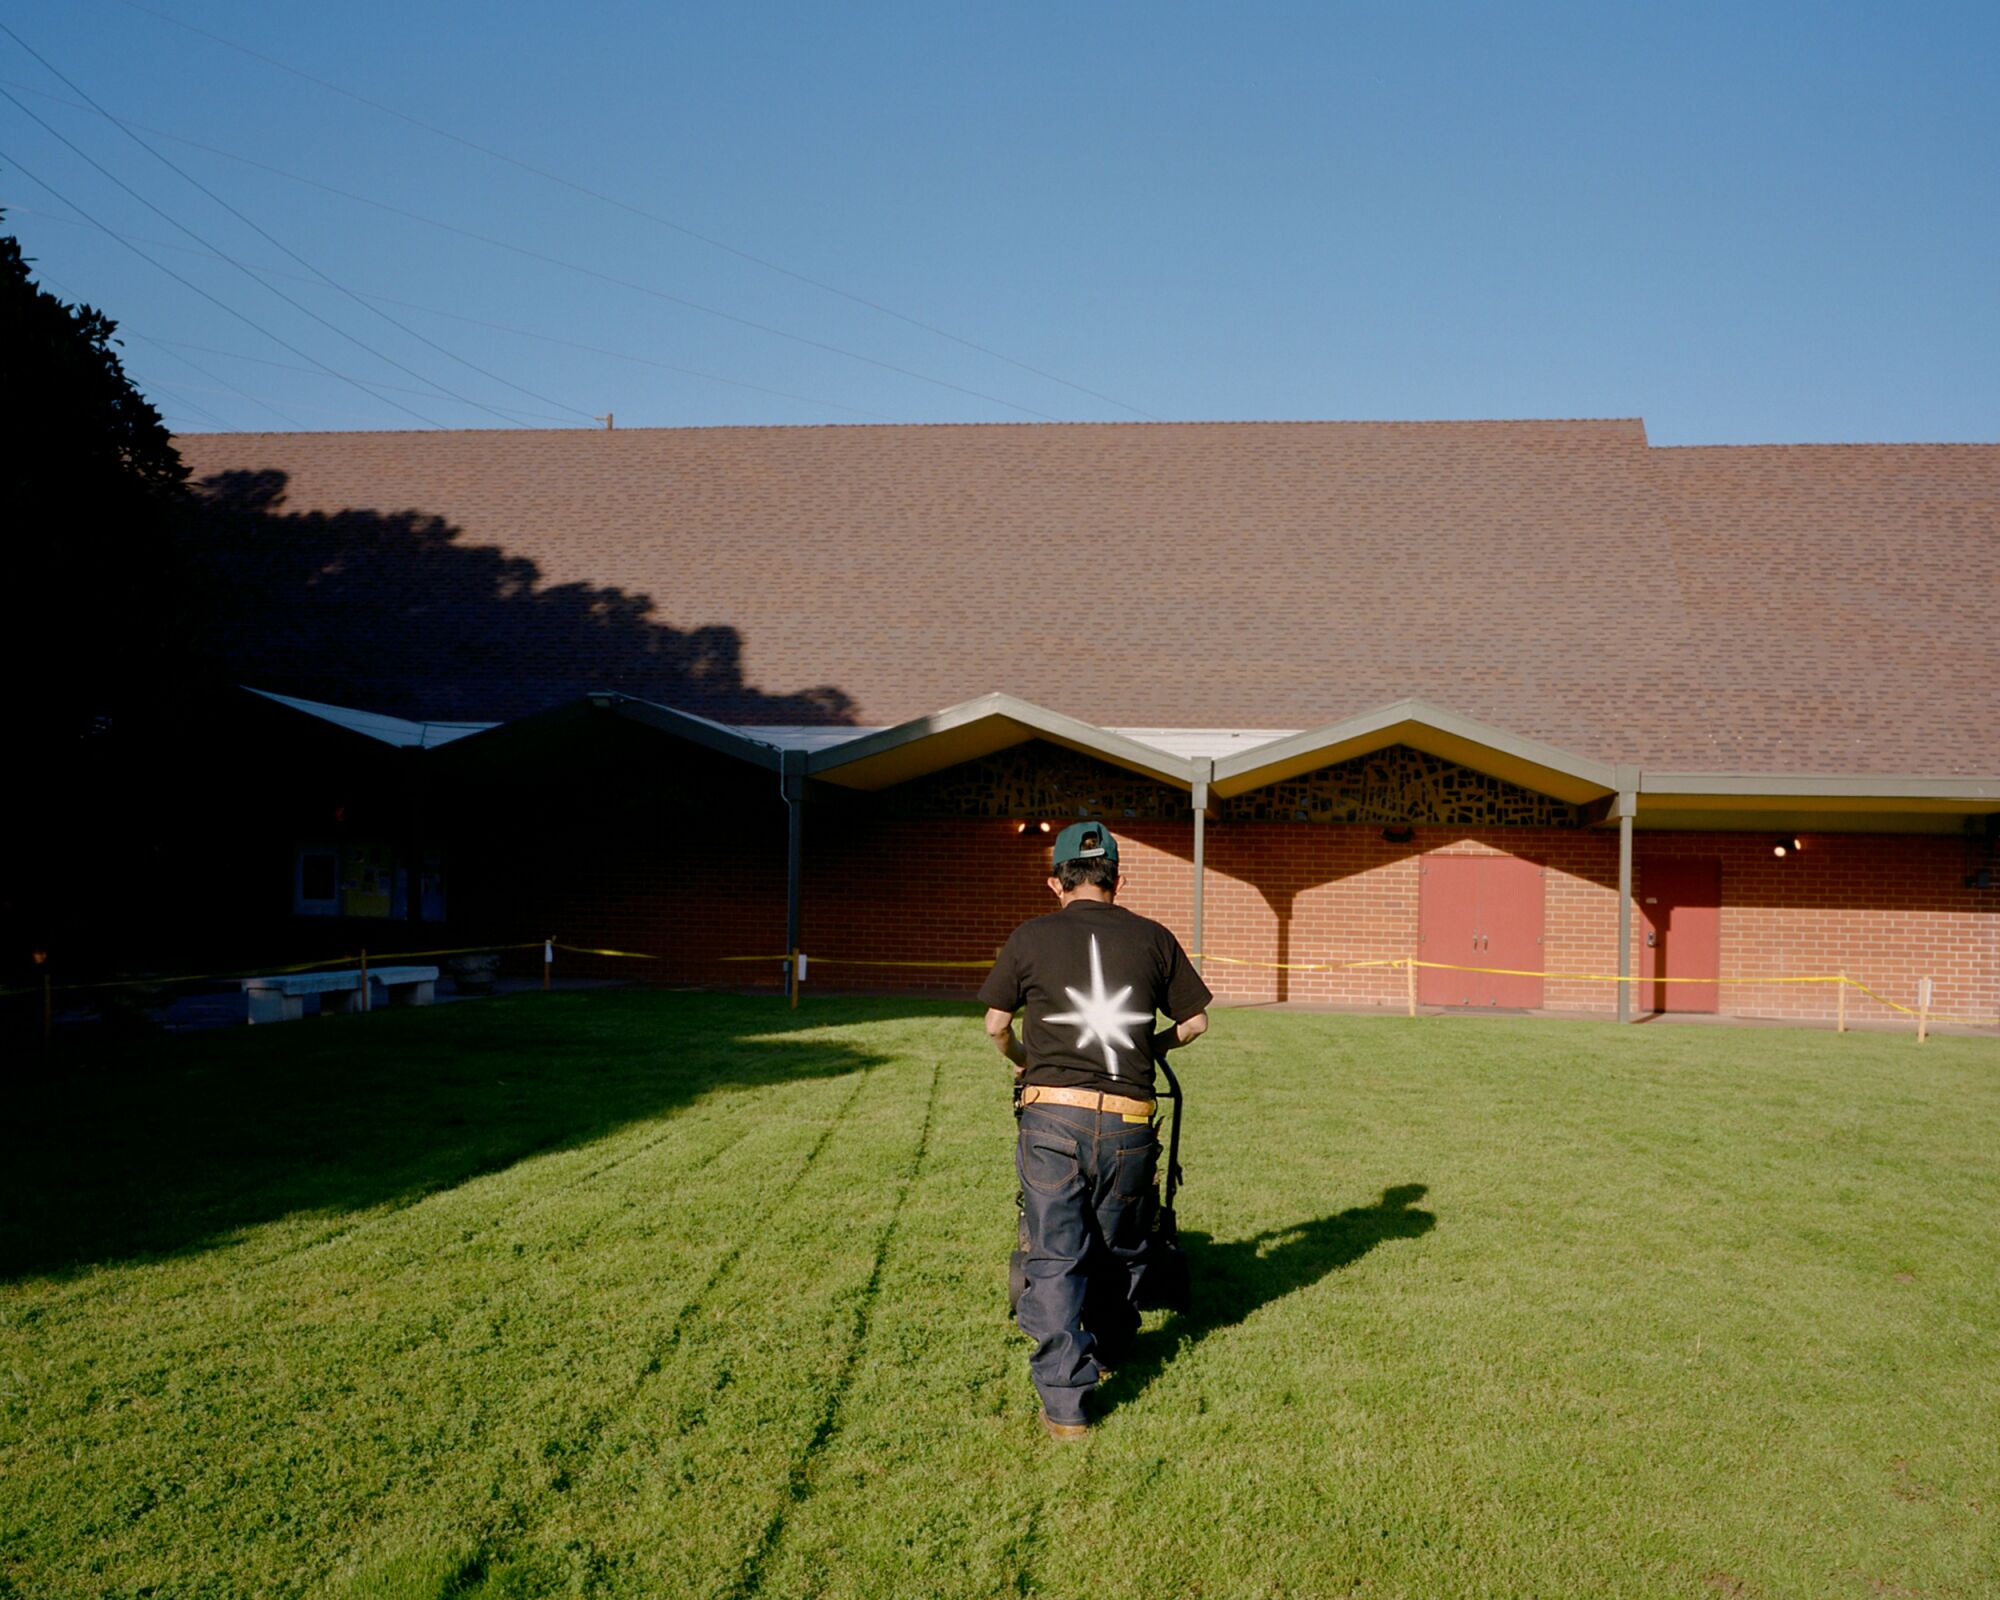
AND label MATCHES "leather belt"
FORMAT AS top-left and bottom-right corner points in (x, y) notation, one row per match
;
(1020, 1084), (1156, 1118)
